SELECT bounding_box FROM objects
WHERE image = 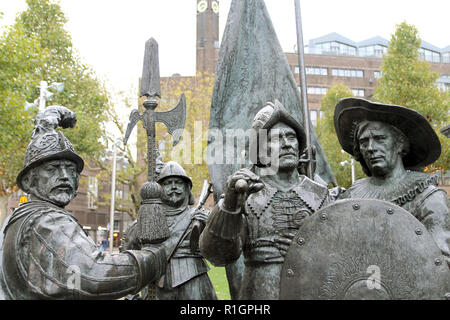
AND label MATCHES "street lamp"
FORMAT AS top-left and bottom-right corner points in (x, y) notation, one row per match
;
(340, 150), (355, 184)
(109, 140), (121, 253)
(25, 80), (65, 111)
